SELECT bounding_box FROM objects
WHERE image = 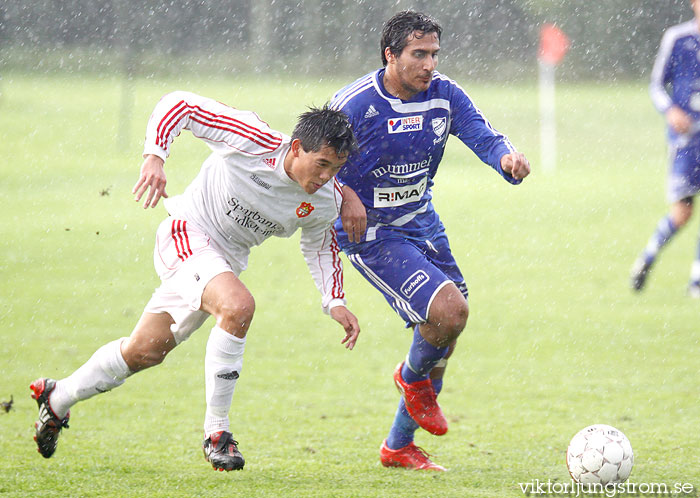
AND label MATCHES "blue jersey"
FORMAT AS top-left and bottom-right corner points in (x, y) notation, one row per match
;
(331, 69), (520, 252)
(650, 20), (700, 144)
